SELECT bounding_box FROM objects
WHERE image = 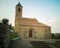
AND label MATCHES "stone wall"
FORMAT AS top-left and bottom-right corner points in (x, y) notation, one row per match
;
(15, 24), (51, 39)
